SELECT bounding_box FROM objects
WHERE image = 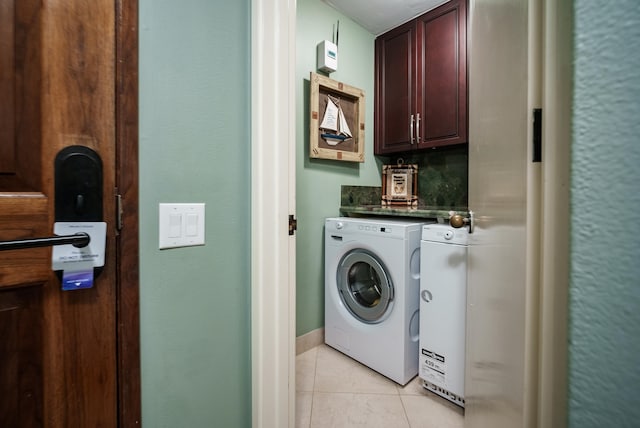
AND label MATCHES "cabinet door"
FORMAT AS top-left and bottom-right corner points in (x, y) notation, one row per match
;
(416, 0), (467, 148)
(374, 21), (416, 155)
